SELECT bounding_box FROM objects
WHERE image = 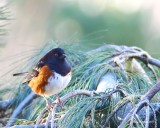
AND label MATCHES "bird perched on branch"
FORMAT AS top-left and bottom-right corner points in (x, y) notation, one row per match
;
(13, 48), (72, 107)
